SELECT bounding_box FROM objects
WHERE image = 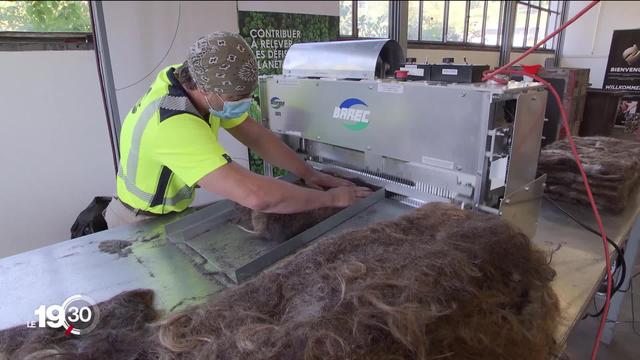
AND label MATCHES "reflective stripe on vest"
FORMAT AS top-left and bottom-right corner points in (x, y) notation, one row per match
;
(117, 97), (193, 208)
